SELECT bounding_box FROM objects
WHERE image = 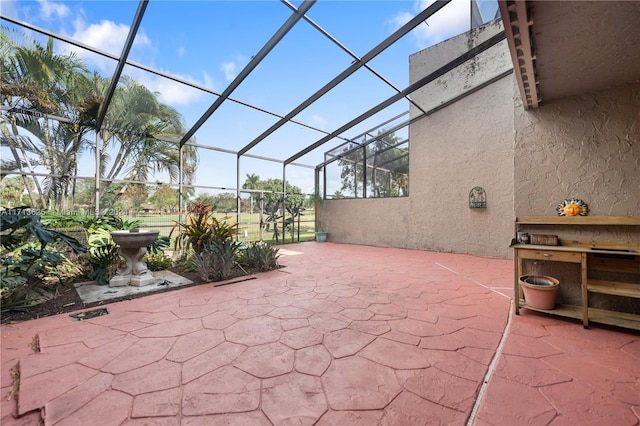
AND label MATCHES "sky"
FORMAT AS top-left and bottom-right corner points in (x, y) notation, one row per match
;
(1, 0), (499, 195)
